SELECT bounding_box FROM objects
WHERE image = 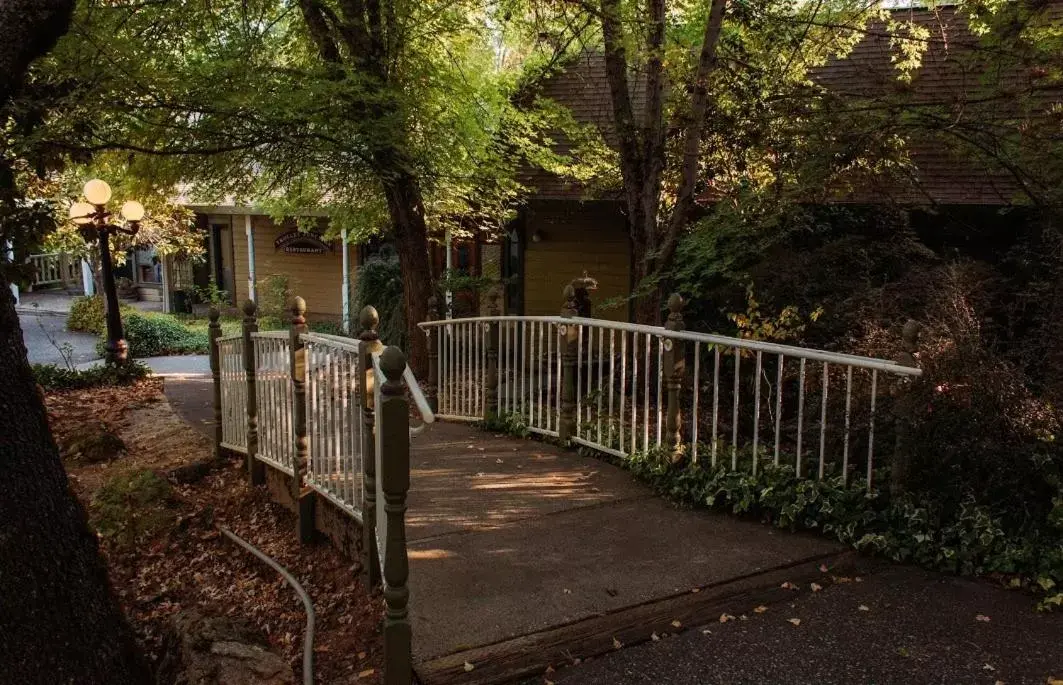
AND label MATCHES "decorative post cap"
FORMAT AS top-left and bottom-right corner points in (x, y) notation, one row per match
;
(901, 320), (921, 351)
(208, 305), (220, 322)
(242, 299), (257, 317)
(360, 305), (379, 331)
(563, 284), (576, 301)
(290, 295), (307, 319)
(380, 345), (406, 382)
(667, 293), (684, 313)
